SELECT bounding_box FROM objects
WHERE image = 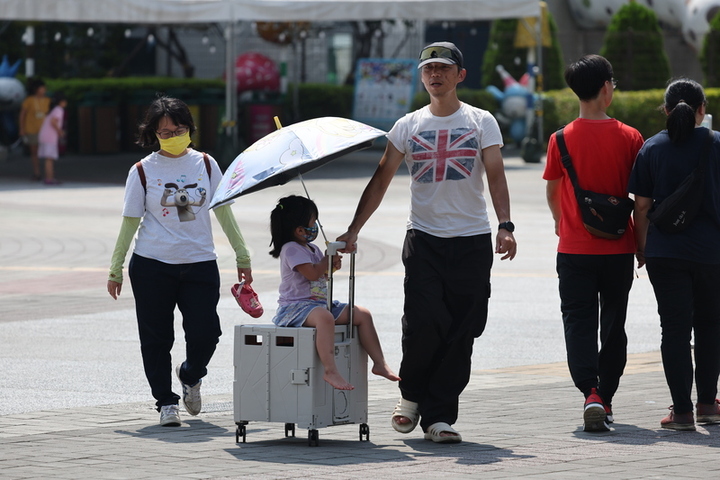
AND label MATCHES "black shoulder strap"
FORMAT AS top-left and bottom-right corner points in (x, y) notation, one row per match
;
(135, 161), (147, 193)
(136, 153), (211, 194)
(555, 127), (582, 192)
(202, 152), (211, 180)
